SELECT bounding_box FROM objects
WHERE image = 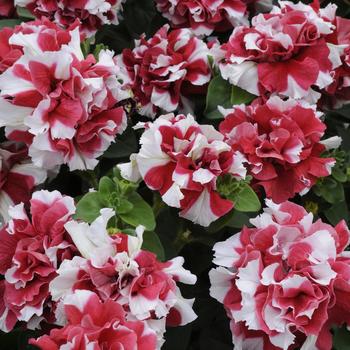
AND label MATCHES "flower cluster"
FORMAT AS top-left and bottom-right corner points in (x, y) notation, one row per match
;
(0, 18), (80, 74)
(210, 200), (350, 349)
(0, 190), (76, 332)
(119, 113), (247, 226)
(219, 96), (335, 203)
(15, 0), (125, 37)
(50, 208), (197, 344)
(320, 16), (350, 109)
(0, 190), (197, 348)
(0, 141), (46, 223)
(118, 25), (211, 118)
(215, 1), (345, 102)
(0, 0), (349, 348)
(0, 20), (129, 171)
(30, 290), (158, 350)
